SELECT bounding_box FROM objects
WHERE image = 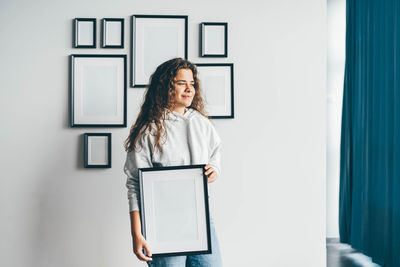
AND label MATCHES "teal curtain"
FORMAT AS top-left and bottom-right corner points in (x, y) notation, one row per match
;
(339, 0), (400, 266)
